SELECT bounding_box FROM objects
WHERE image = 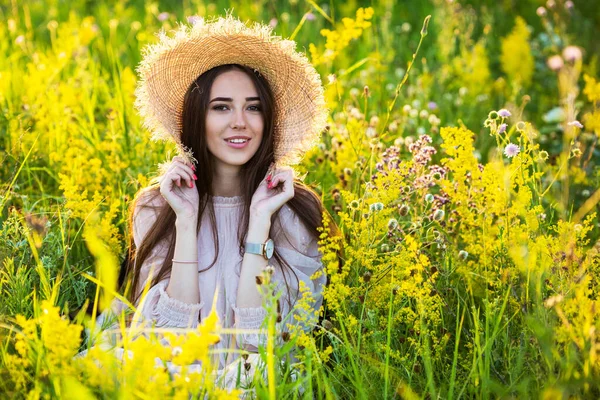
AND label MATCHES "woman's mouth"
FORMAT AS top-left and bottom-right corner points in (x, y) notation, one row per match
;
(224, 136), (251, 149)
